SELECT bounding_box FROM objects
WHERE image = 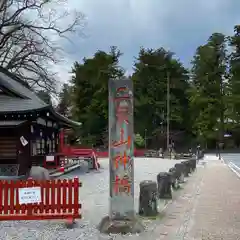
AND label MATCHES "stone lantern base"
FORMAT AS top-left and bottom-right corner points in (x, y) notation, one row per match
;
(98, 216), (144, 234)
